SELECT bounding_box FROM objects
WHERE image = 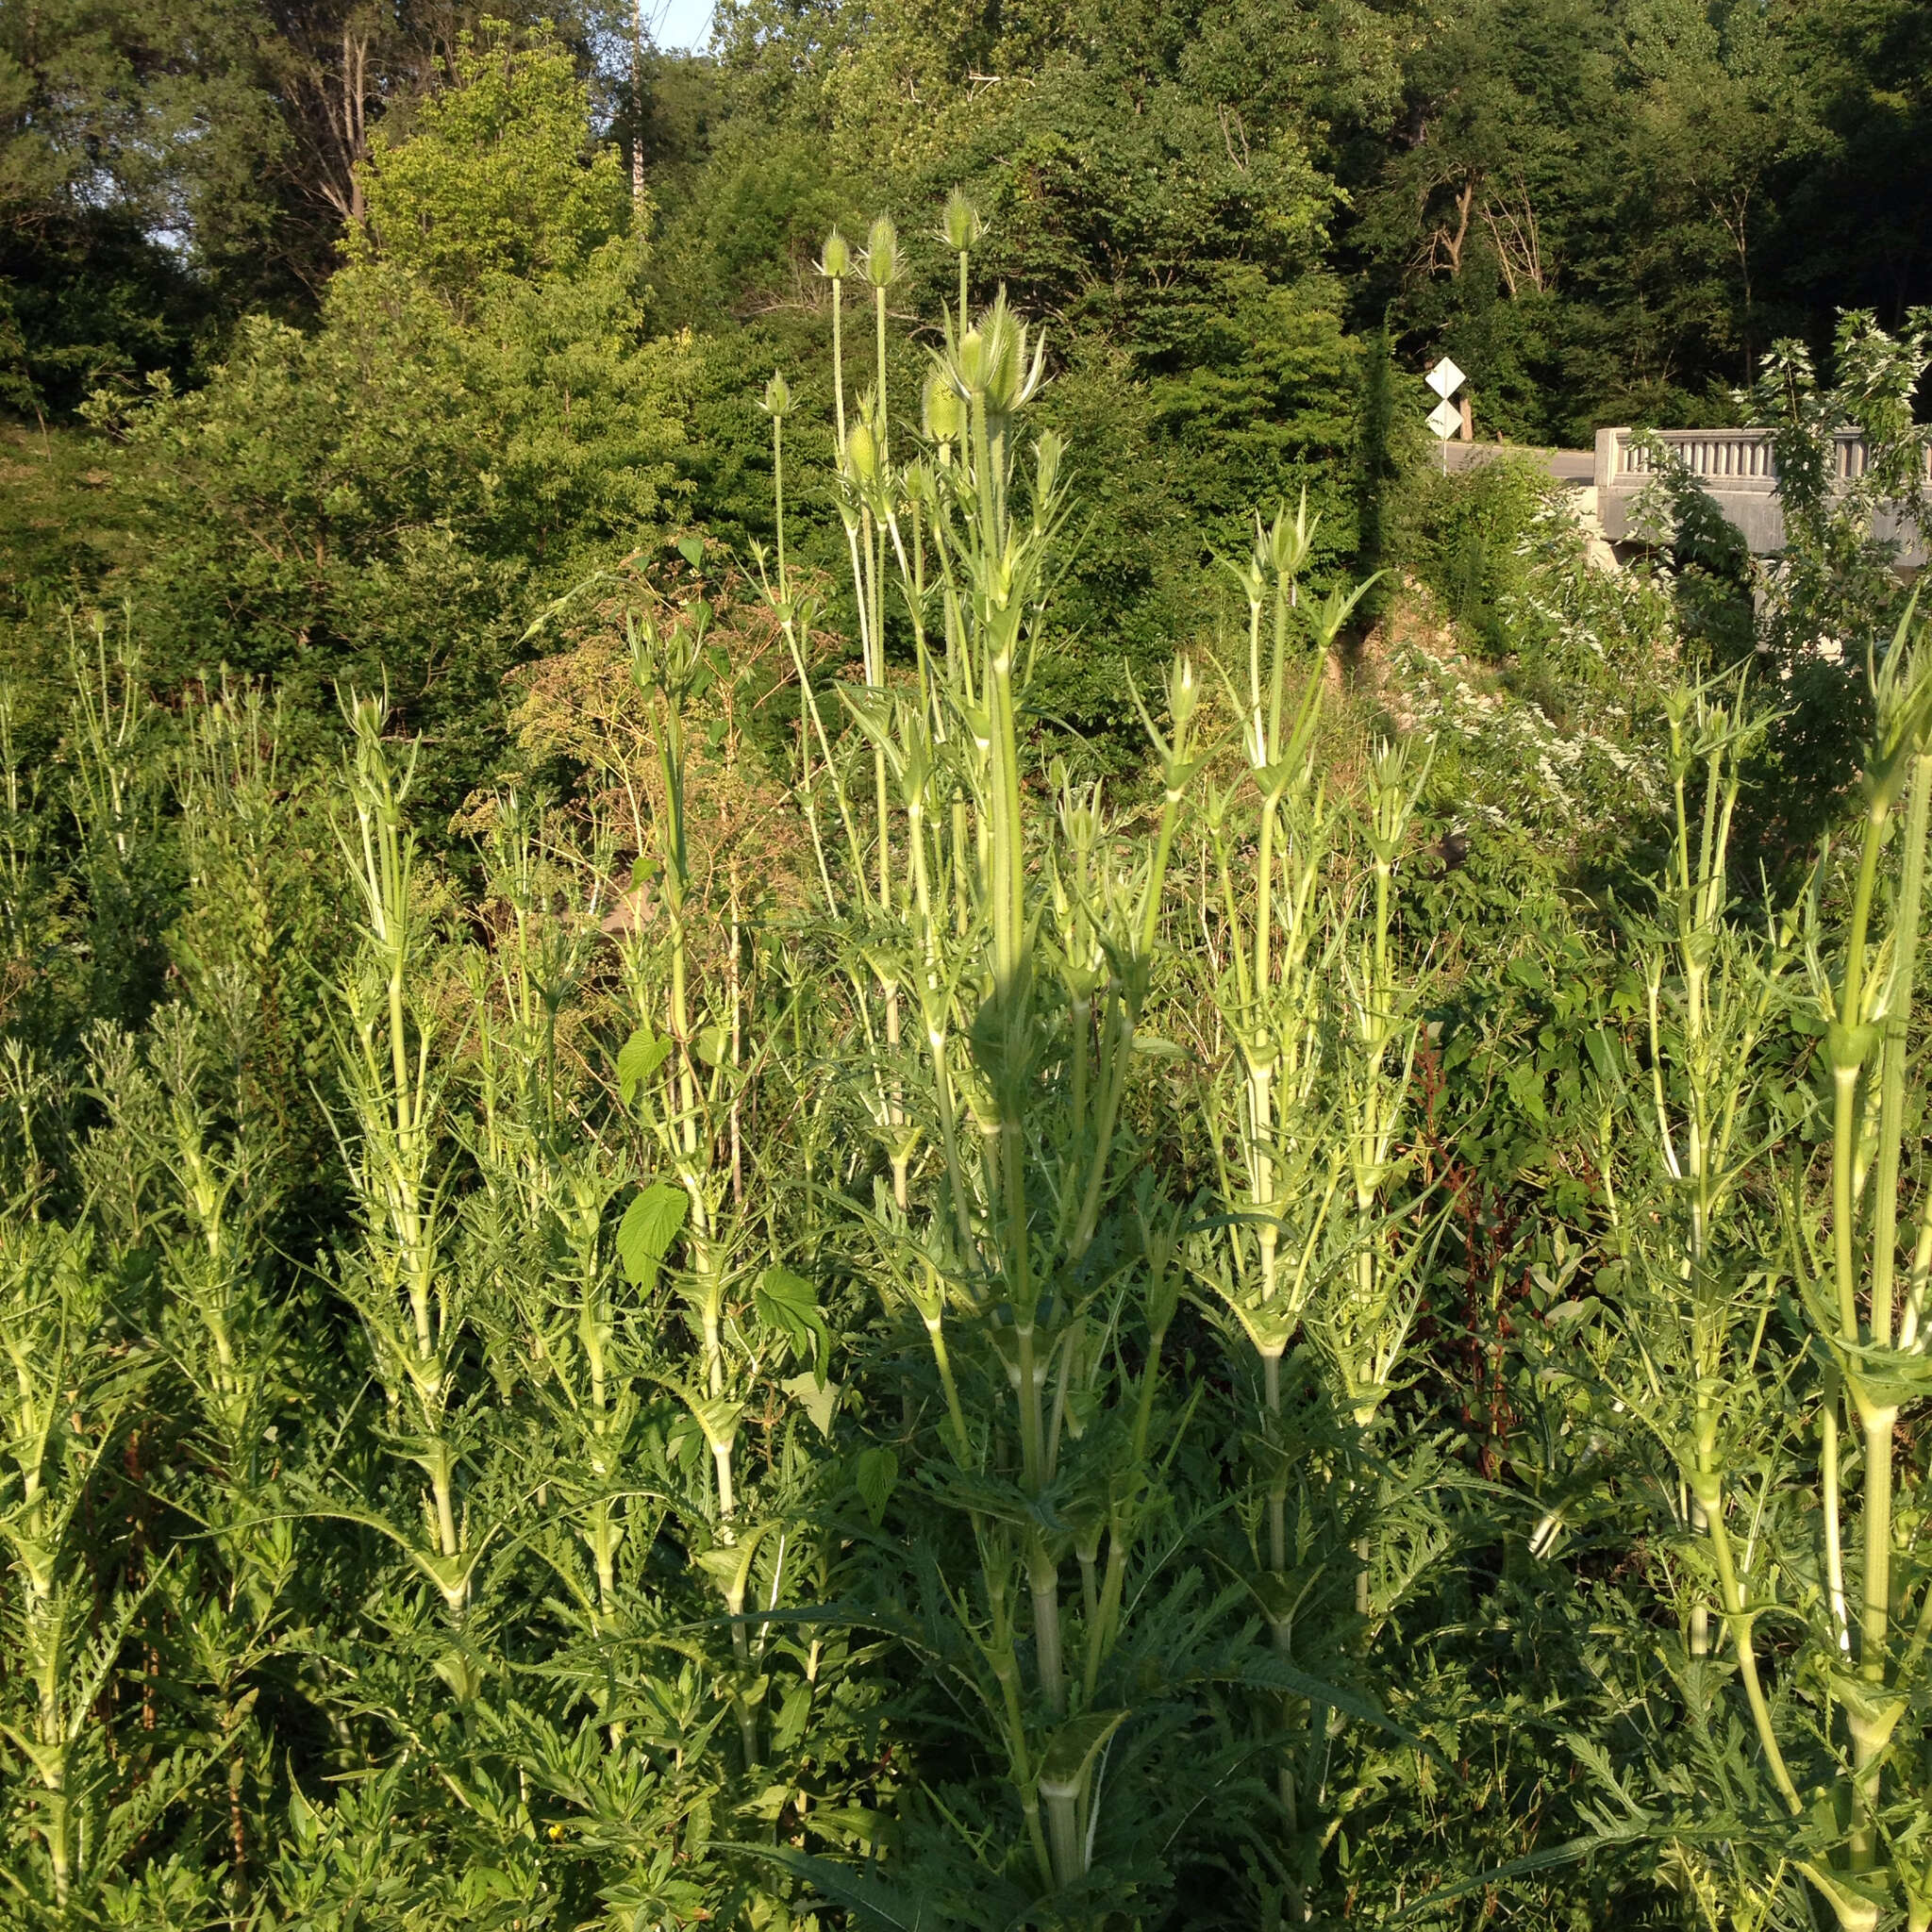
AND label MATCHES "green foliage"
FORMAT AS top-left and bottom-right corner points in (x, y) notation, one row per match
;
(111, 262), (686, 808)
(66, 25), (693, 812)
(5, 7), (1932, 1925)
(1, 258), (1928, 1928)
(1354, 0), (1929, 434)
(1744, 308), (1932, 665)
(0, 0), (291, 413)
(656, 127), (866, 321)
(958, 62), (1356, 568)
(1396, 454), (1559, 658)
(1626, 309), (1932, 866)
(349, 21), (631, 308)
(0, 212), (207, 421)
